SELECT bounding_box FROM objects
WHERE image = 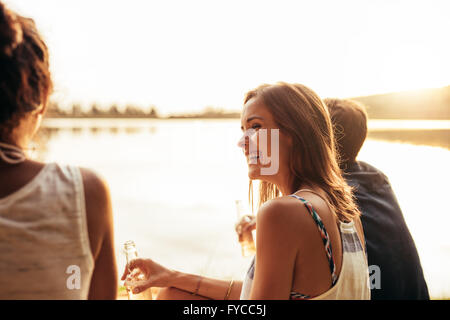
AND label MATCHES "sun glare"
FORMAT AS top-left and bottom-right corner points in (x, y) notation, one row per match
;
(4, 0), (450, 113)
